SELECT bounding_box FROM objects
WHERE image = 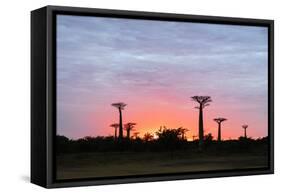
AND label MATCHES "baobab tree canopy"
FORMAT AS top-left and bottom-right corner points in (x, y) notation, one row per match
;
(178, 127), (189, 134)
(191, 96), (212, 109)
(110, 123), (119, 128)
(124, 122), (136, 129)
(214, 118), (227, 123)
(242, 125), (248, 129)
(111, 102), (127, 109)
